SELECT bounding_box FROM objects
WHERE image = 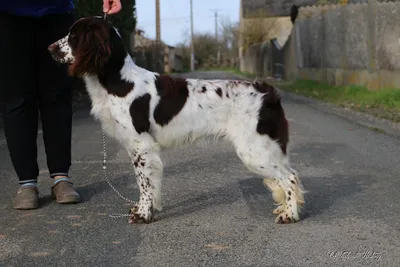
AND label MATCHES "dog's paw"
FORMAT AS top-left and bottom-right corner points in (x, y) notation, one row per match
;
(272, 205), (286, 215)
(128, 205), (154, 224)
(275, 210), (299, 224)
